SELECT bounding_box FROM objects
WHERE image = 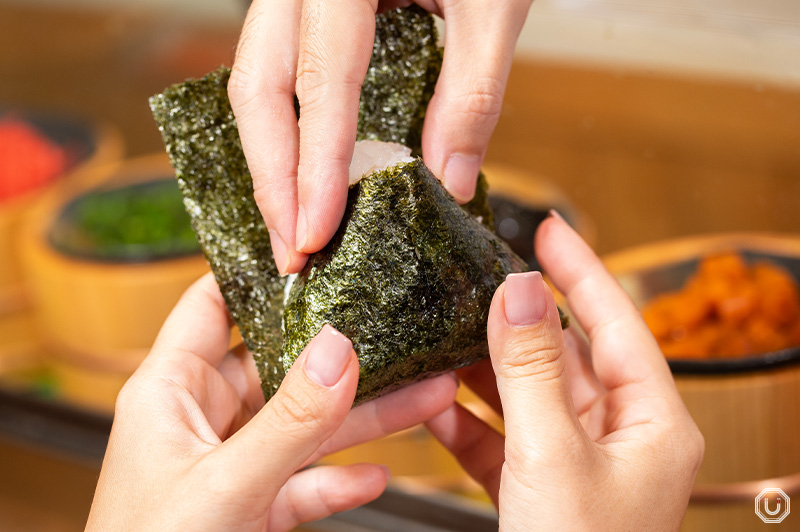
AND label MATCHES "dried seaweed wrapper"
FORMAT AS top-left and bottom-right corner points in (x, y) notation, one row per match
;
(150, 67), (288, 398)
(283, 159), (527, 403)
(151, 6), (563, 405)
(357, 6), (441, 153)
